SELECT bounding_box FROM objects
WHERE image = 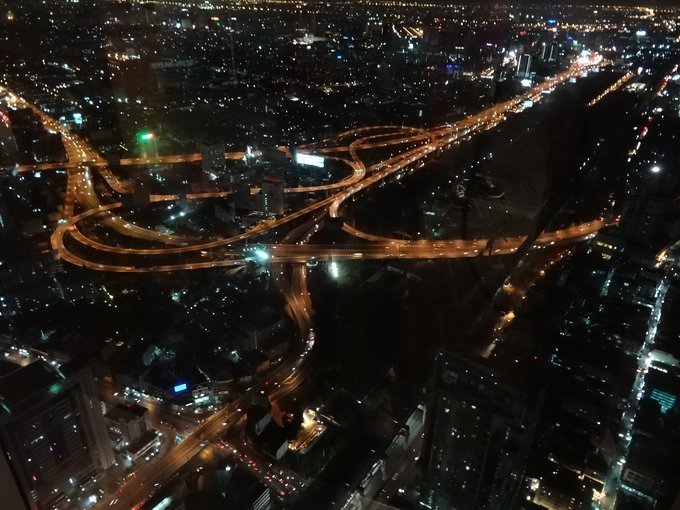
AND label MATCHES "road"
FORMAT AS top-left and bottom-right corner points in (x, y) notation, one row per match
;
(94, 392), (250, 509)
(1, 151), (249, 173)
(95, 215), (320, 509)
(30, 54), (611, 273)
(0, 54), (620, 508)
